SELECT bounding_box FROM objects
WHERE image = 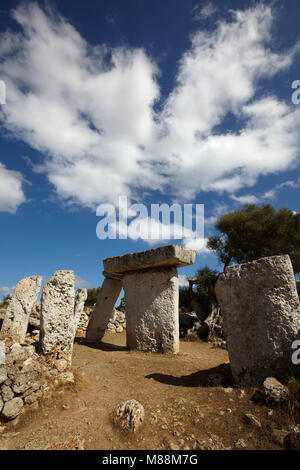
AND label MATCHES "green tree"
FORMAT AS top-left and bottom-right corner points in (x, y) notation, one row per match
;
(2, 294), (12, 305)
(195, 266), (219, 303)
(179, 286), (191, 311)
(207, 204), (300, 273)
(85, 286), (101, 307)
(179, 267), (219, 314)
